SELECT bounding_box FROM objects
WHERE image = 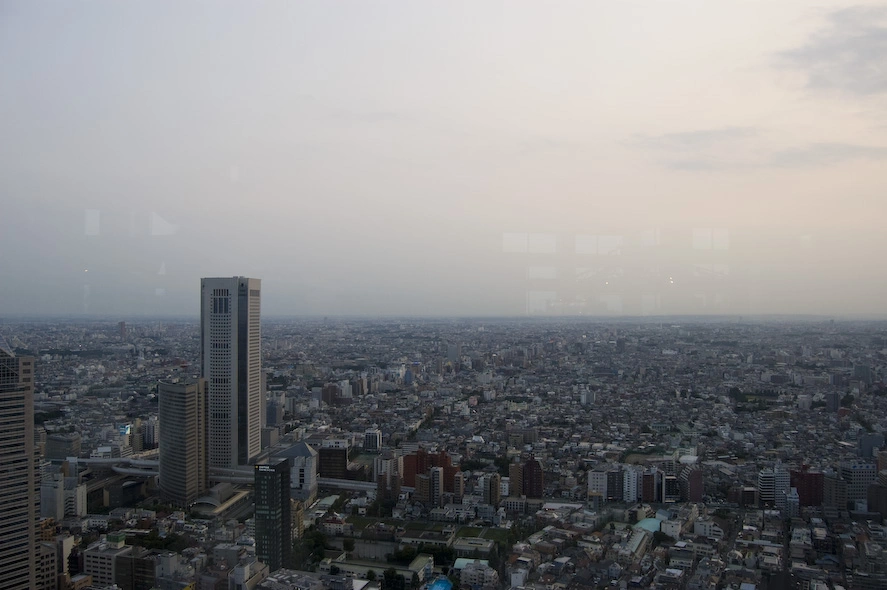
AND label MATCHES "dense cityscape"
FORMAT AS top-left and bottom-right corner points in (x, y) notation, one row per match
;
(5, 0), (887, 588)
(2, 276), (887, 590)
